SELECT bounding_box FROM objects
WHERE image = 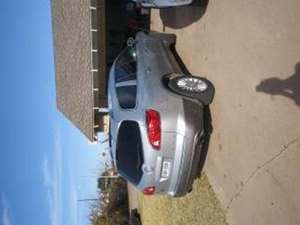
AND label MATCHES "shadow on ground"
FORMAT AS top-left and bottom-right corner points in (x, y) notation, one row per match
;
(170, 44), (191, 74)
(159, 0), (209, 29)
(256, 62), (300, 107)
(197, 106), (213, 175)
